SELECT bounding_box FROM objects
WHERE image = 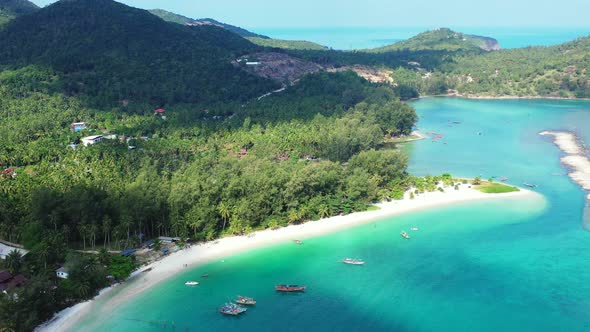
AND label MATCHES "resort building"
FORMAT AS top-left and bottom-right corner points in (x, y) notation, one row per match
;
(0, 271), (27, 294)
(0, 242), (28, 260)
(81, 135), (103, 146)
